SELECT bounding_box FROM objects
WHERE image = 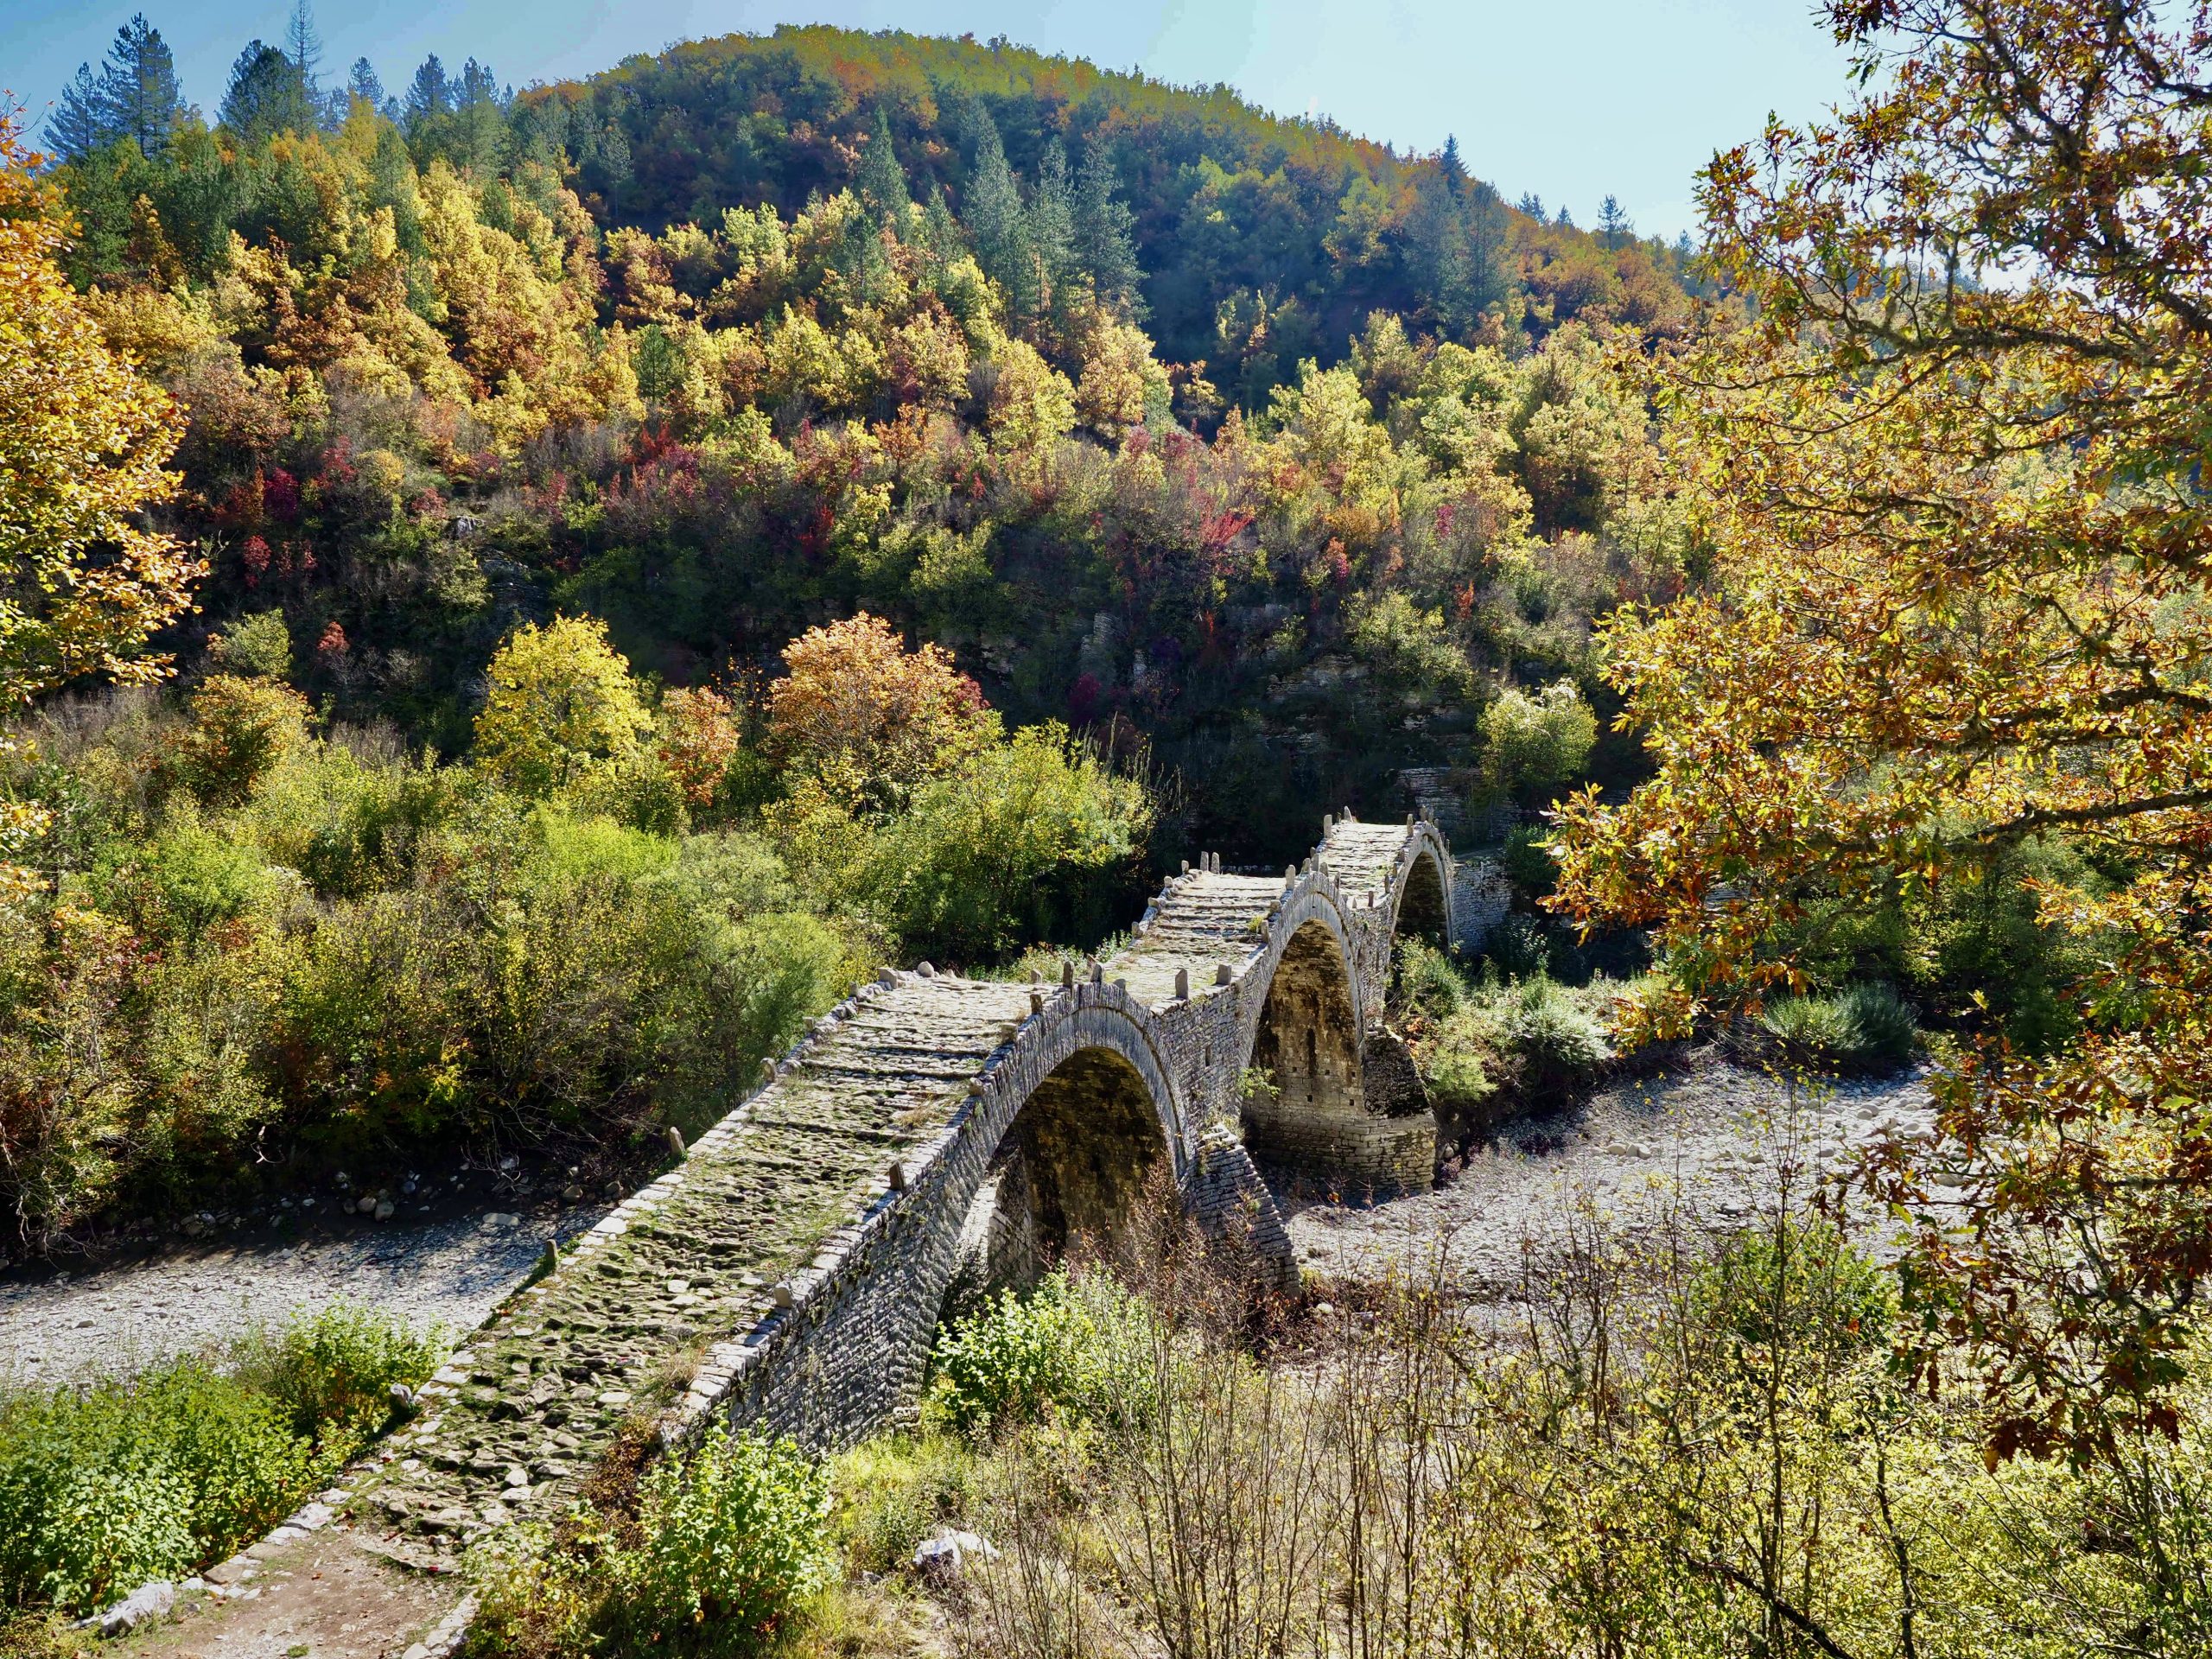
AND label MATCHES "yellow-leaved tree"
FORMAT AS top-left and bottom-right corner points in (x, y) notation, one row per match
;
(1, 110), (200, 896)
(1552, 0), (2212, 1461)
(0, 113), (196, 704)
(473, 615), (652, 798)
